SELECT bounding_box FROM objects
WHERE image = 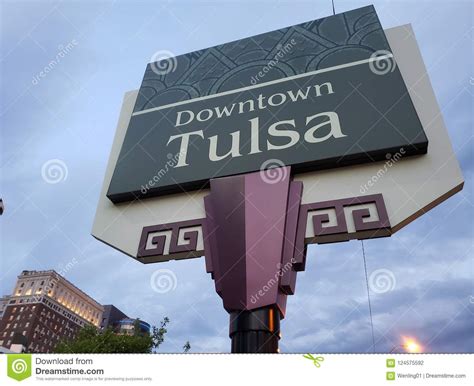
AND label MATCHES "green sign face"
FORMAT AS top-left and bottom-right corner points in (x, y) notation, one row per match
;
(7, 354), (32, 382)
(107, 5), (428, 203)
